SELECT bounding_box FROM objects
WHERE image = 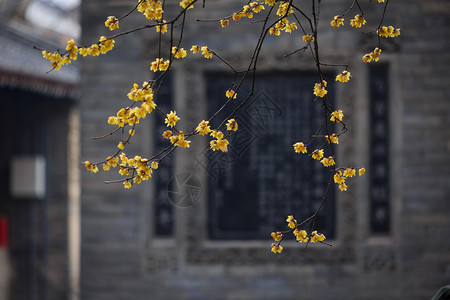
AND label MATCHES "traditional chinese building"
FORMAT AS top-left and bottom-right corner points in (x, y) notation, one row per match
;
(79, 1), (450, 300)
(0, 0), (79, 299)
